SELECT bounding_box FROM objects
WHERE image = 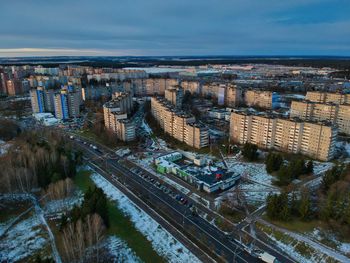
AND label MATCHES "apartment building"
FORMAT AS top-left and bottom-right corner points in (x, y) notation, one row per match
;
(244, 90), (276, 109)
(151, 97), (208, 149)
(30, 86), (55, 113)
(180, 80), (200, 94)
(225, 85), (243, 107)
(123, 78), (179, 96)
(230, 111), (337, 161)
(185, 123), (209, 149)
(164, 86), (184, 108)
(306, 91), (350, 104)
(291, 100), (350, 135)
(103, 93), (136, 142)
(54, 86), (81, 120)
